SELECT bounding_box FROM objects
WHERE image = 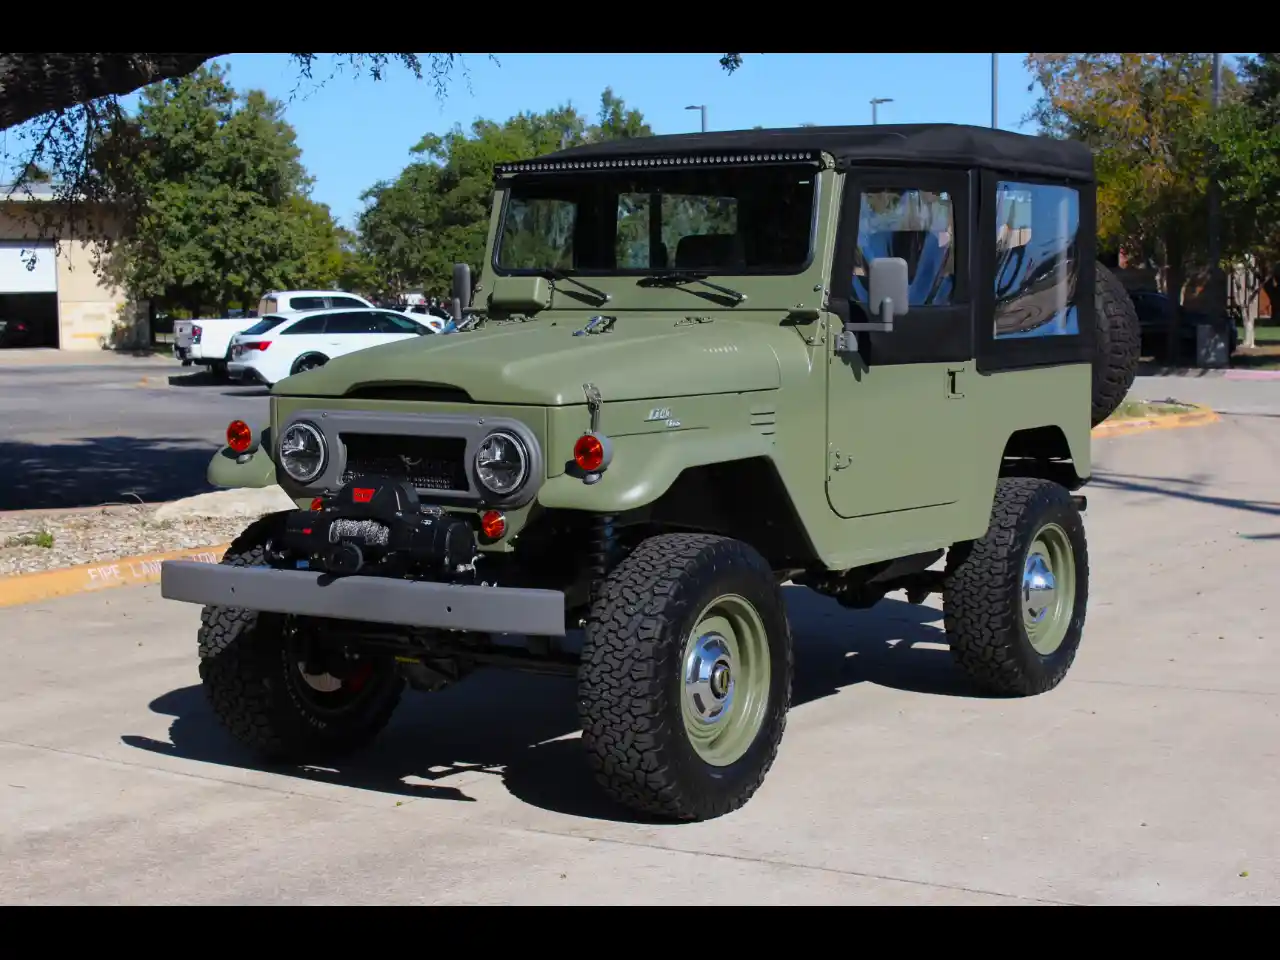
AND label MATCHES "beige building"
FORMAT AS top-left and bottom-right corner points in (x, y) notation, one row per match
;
(0, 183), (145, 350)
